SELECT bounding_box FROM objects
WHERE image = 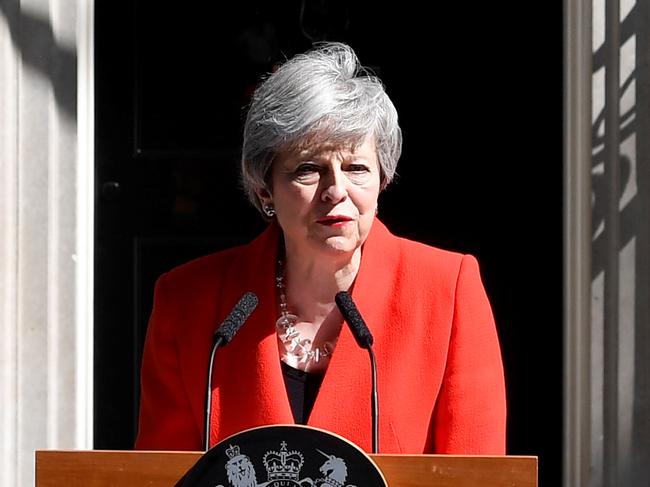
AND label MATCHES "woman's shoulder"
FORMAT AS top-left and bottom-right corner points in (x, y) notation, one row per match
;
(363, 220), (488, 308)
(372, 219), (469, 270)
(159, 223), (278, 289)
(164, 245), (242, 281)
(370, 220), (489, 295)
(394, 235), (479, 286)
(396, 233), (463, 260)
